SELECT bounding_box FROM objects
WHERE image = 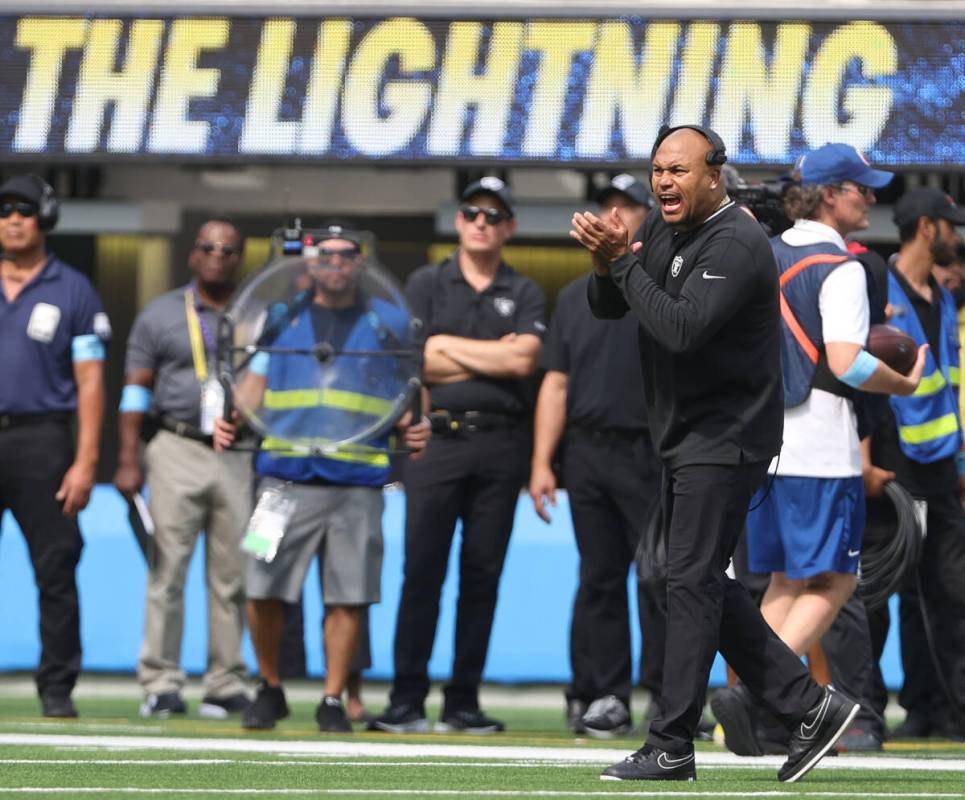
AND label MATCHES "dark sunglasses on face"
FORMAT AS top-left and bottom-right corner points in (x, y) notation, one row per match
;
(0, 201), (39, 219)
(319, 246), (360, 259)
(836, 183), (875, 200)
(195, 241), (240, 257)
(459, 205), (512, 225)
